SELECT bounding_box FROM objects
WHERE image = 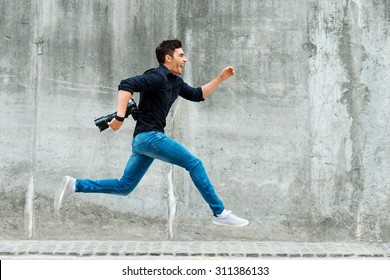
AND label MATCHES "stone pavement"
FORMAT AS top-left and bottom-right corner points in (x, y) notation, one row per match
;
(1, 240), (390, 259)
